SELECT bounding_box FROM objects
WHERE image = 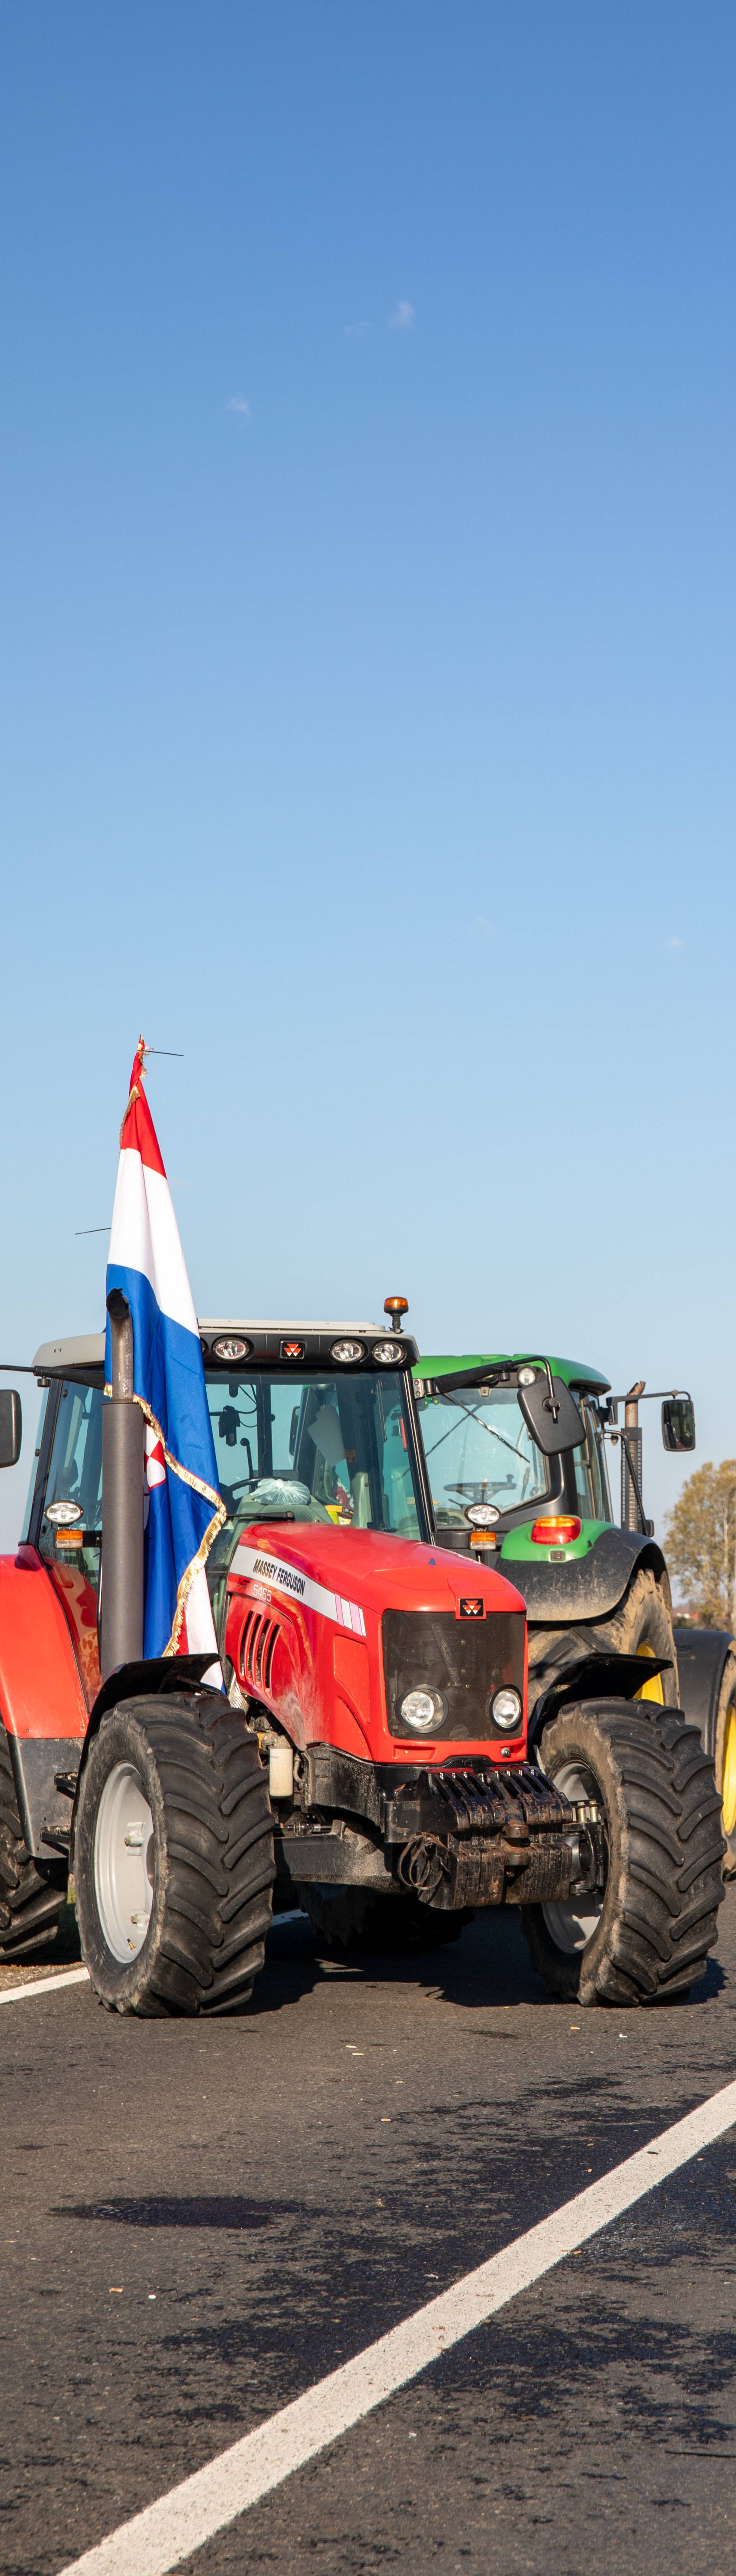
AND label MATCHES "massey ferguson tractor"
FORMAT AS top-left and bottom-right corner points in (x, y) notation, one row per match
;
(413, 1345), (736, 1876)
(0, 1307), (724, 2011)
